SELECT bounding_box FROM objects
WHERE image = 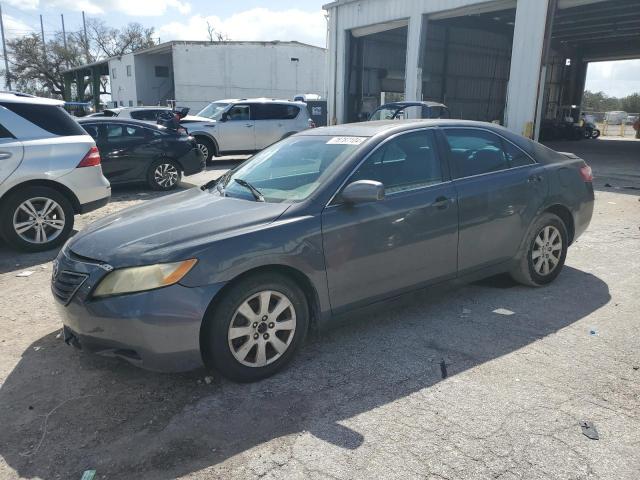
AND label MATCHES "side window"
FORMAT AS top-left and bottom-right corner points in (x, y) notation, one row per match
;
(503, 140), (534, 168)
(106, 124), (124, 140)
(0, 122), (14, 138)
(82, 124), (99, 140)
(349, 130), (442, 194)
(252, 104), (300, 121)
(443, 129), (509, 179)
(226, 105), (250, 121)
(131, 110), (162, 121)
